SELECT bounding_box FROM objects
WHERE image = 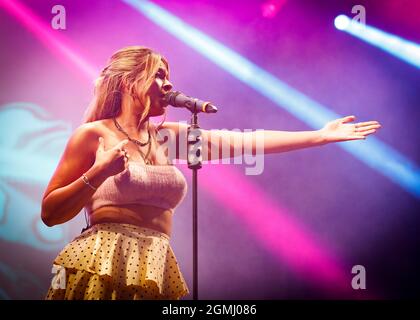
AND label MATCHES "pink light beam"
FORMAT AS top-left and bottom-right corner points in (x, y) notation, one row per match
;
(0, 0), (98, 80)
